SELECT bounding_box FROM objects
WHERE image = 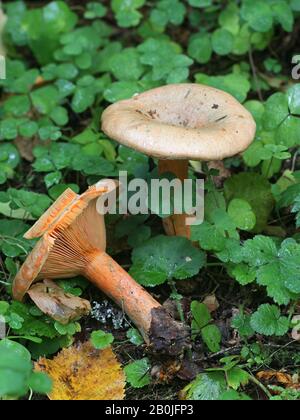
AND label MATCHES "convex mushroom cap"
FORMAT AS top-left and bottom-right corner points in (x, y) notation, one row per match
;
(101, 83), (256, 161)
